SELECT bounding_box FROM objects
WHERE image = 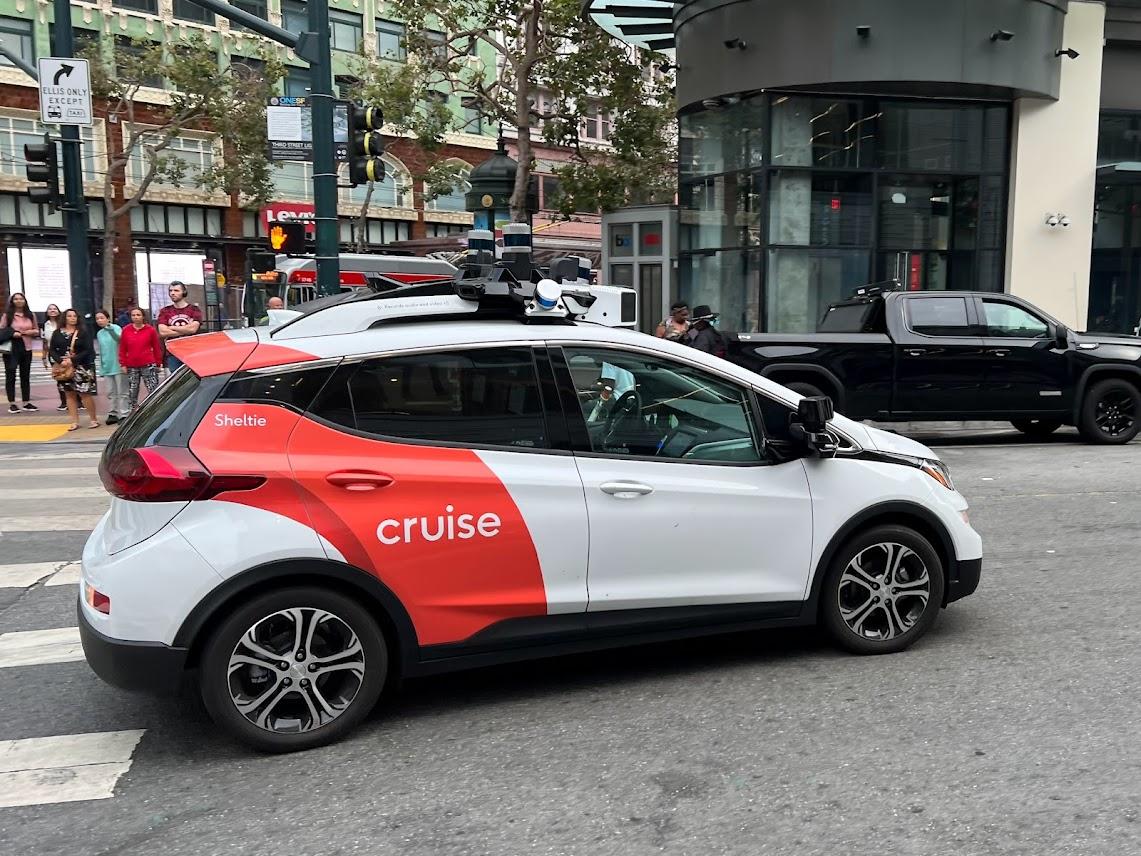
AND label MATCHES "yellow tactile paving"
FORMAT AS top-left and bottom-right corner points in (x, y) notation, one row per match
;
(0, 425), (72, 443)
